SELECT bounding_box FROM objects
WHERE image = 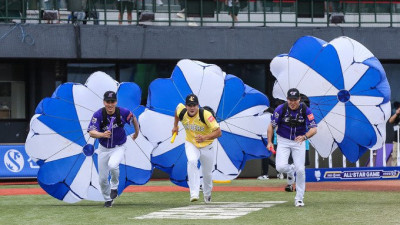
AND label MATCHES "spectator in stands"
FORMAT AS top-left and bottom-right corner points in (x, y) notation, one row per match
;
(116, 0), (135, 24)
(388, 101), (400, 166)
(226, 0), (239, 22)
(176, 0), (186, 18)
